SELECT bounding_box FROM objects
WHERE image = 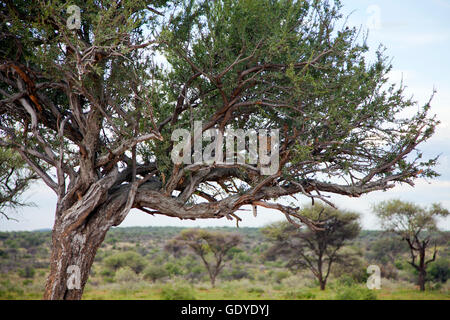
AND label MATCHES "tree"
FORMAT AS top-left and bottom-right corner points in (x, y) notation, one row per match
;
(0, 148), (36, 220)
(0, 0), (439, 299)
(103, 251), (147, 274)
(168, 229), (242, 287)
(262, 203), (361, 290)
(374, 200), (449, 291)
(369, 236), (409, 265)
(143, 264), (169, 283)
